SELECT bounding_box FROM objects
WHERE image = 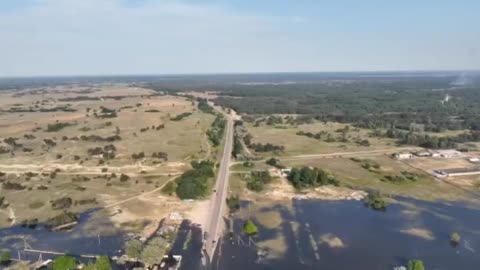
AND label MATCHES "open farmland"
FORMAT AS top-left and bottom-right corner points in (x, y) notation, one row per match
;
(280, 155), (473, 202)
(245, 120), (399, 157)
(405, 157), (480, 189)
(0, 85), (215, 231)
